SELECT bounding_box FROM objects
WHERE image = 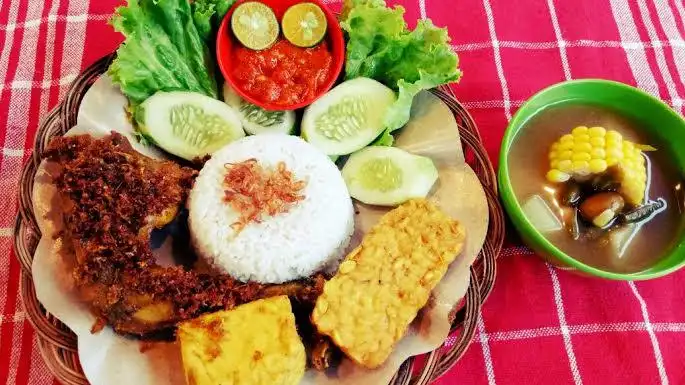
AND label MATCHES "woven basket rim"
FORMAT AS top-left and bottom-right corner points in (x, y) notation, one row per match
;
(14, 52), (504, 385)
